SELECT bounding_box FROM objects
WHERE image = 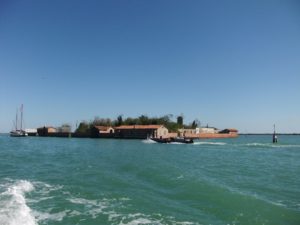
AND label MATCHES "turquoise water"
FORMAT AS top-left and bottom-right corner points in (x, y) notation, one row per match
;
(0, 135), (300, 225)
